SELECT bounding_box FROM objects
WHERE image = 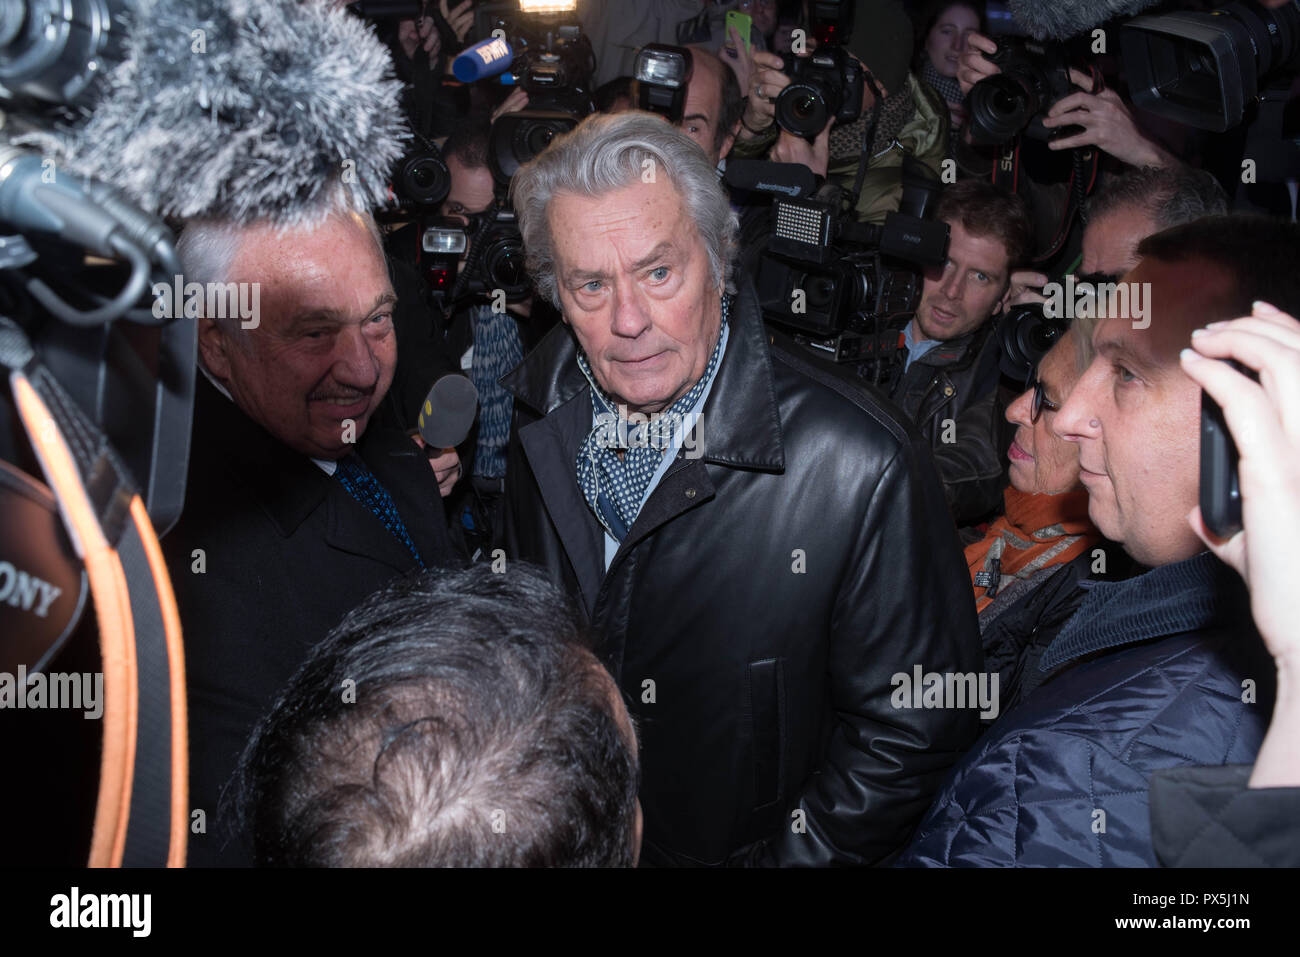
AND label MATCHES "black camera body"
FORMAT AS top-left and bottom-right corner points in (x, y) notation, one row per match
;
(425, 200), (531, 306)
(475, 11), (596, 108)
(775, 47), (864, 140)
(967, 37), (1080, 145)
(508, 24), (595, 102)
(996, 301), (1068, 384)
(462, 203), (531, 303)
(1123, 0), (1300, 133)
